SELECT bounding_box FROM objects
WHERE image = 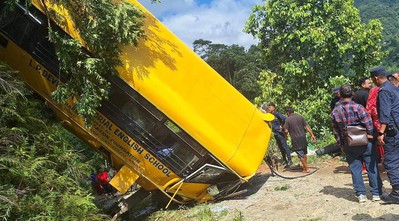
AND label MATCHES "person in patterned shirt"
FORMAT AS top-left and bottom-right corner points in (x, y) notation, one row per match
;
(331, 85), (382, 203)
